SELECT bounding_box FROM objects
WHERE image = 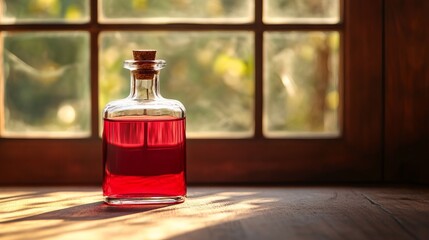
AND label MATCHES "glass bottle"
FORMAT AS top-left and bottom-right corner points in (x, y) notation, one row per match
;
(102, 50), (186, 205)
